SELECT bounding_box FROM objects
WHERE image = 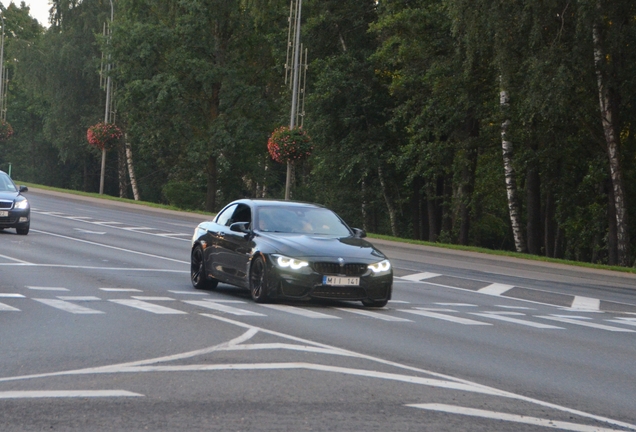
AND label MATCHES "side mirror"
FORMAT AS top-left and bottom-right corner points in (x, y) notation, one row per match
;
(352, 228), (367, 238)
(19, 186), (28, 193)
(230, 221), (251, 234)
